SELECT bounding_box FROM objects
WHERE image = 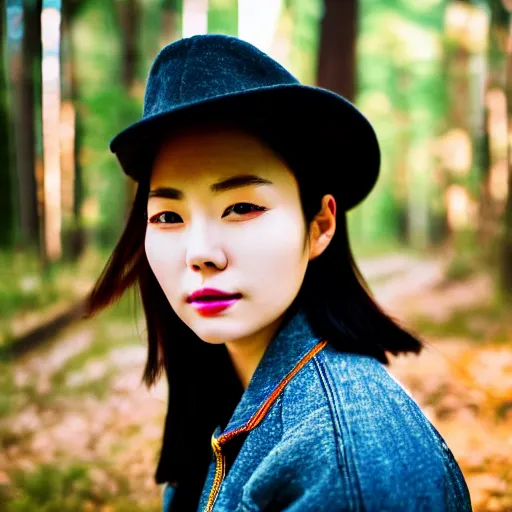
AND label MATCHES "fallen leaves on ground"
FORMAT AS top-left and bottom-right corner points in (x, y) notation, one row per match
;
(385, 274), (512, 512)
